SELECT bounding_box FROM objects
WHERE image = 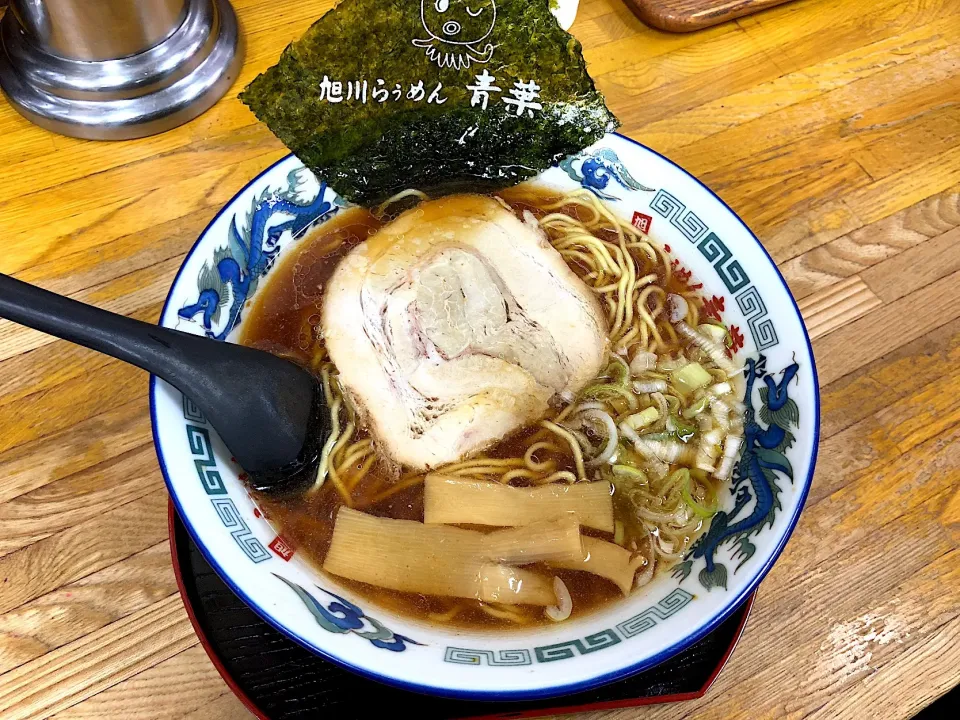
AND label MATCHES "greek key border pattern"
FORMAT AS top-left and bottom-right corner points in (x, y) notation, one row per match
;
(650, 189), (708, 242)
(211, 497), (271, 563)
(185, 424), (226, 496)
(617, 587), (695, 637)
(182, 400), (270, 563)
(182, 395), (205, 423)
(444, 588), (693, 667)
(535, 629), (621, 663)
(650, 189), (778, 350)
(735, 285), (778, 351)
(444, 648), (533, 666)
